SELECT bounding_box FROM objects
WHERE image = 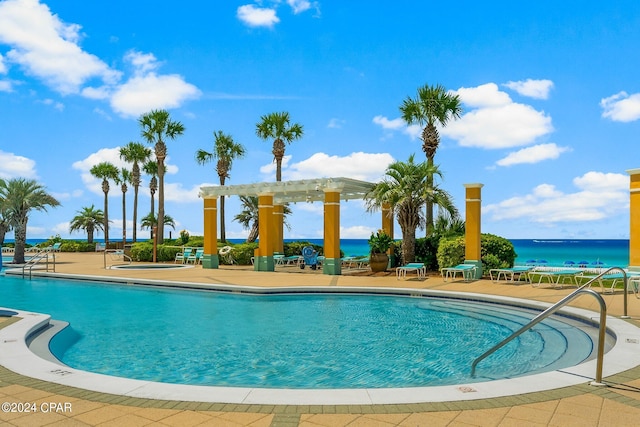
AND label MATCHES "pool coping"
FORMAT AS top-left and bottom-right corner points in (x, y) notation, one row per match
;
(1, 271), (640, 406)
